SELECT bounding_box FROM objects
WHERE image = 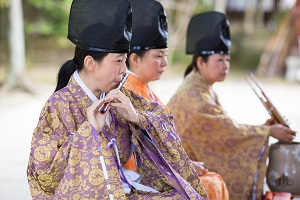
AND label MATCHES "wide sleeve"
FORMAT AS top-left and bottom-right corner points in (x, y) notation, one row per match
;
(27, 96), (126, 200)
(167, 79), (271, 157)
(123, 88), (208, 198)
(27, 96), (82, 198)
